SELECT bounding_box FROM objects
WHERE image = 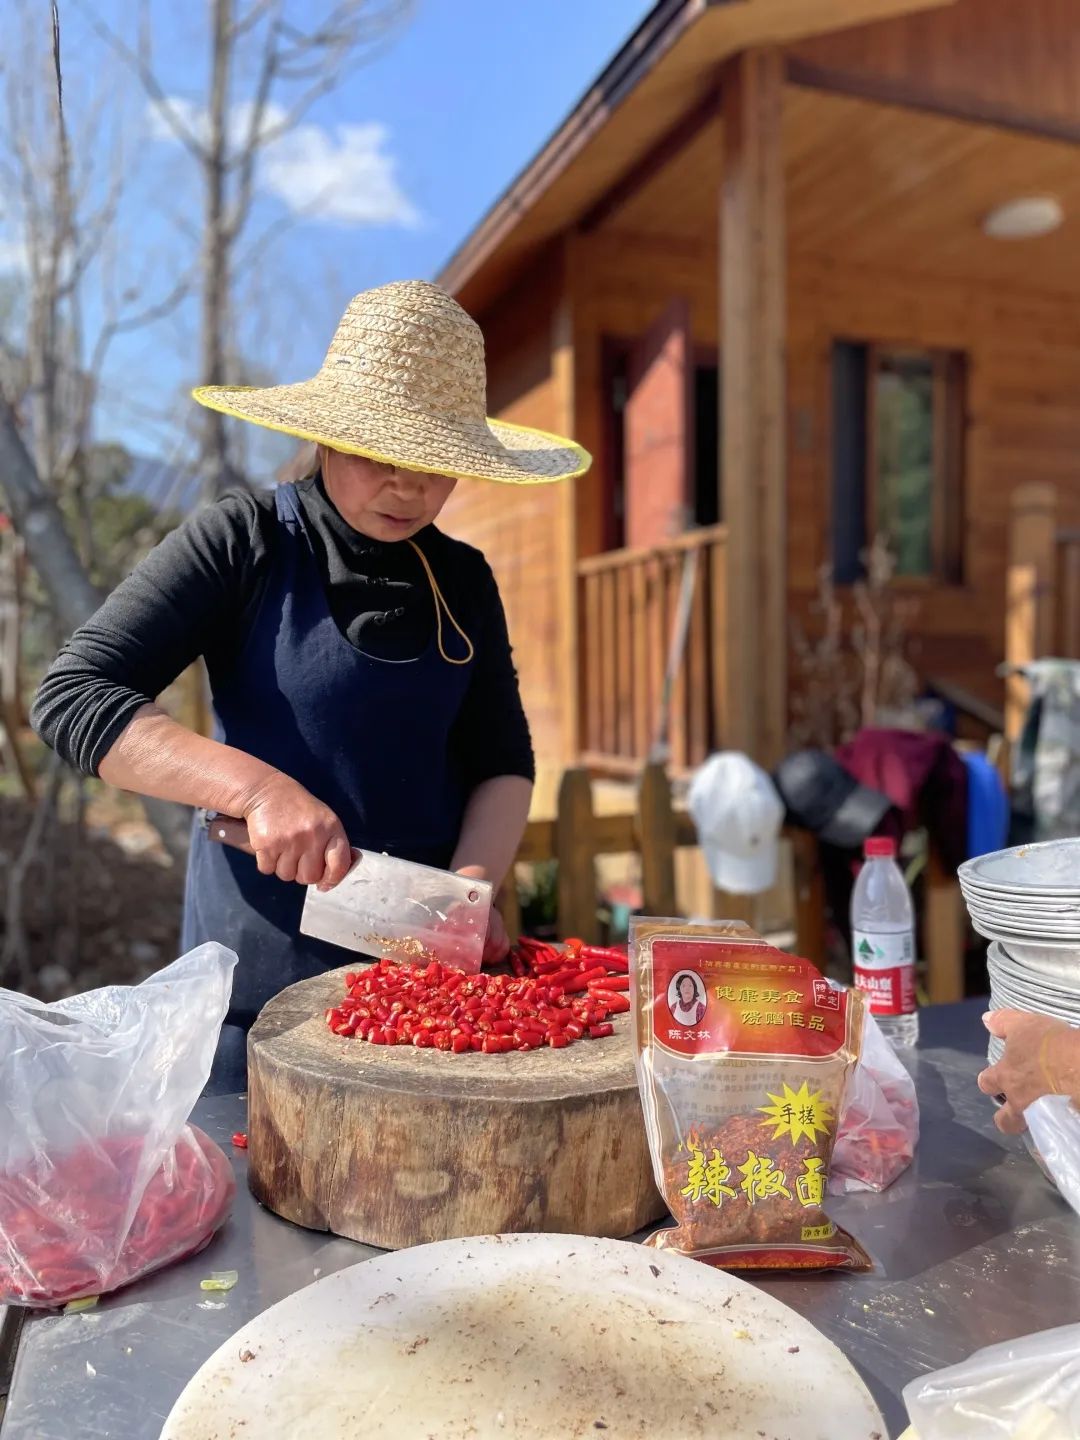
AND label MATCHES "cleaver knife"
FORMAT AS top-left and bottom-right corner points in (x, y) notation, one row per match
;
(203, 812), (493, 974)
